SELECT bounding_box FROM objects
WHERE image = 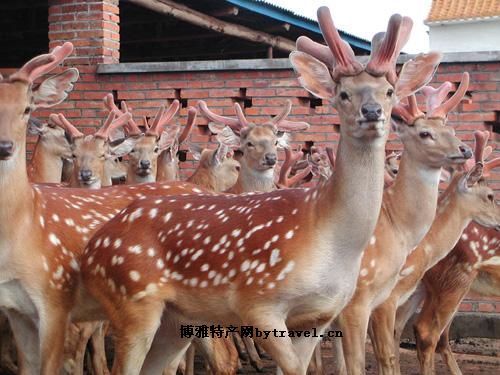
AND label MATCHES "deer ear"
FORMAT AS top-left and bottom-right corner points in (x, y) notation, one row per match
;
(216, 126), (240, 148)
(395, 52), (442, 100)
(27, 118), (45, 136)
(32, 68), (79, 109)
(208, 122), (227, 134)
(158, 125), (180, 150)
(188, 142), (203, 161)
(459, 163), (484, 191)
(108, 137), (137, 158)
(290, 51), (336, 100)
